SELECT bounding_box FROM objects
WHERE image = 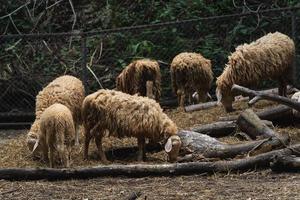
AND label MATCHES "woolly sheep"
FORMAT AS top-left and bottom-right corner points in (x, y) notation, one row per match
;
(27, 75), (85, 153)
(116, 59), (161, 101)
(170, 52), (213, 108)
(33, 103), (75, 168)
(82, 89), (181, 163)
(216, 32), (295, 112)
